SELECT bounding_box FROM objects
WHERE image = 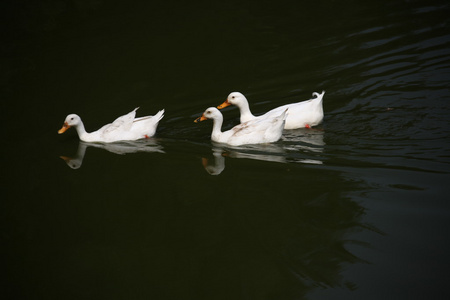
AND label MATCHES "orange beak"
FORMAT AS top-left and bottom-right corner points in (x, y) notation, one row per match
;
(59, 156), (71, 162)
(194, 114), (208, 123)
(217, 100), (231, 109)
(201, 157), (209, 168)
(58, 122), (70, 134)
